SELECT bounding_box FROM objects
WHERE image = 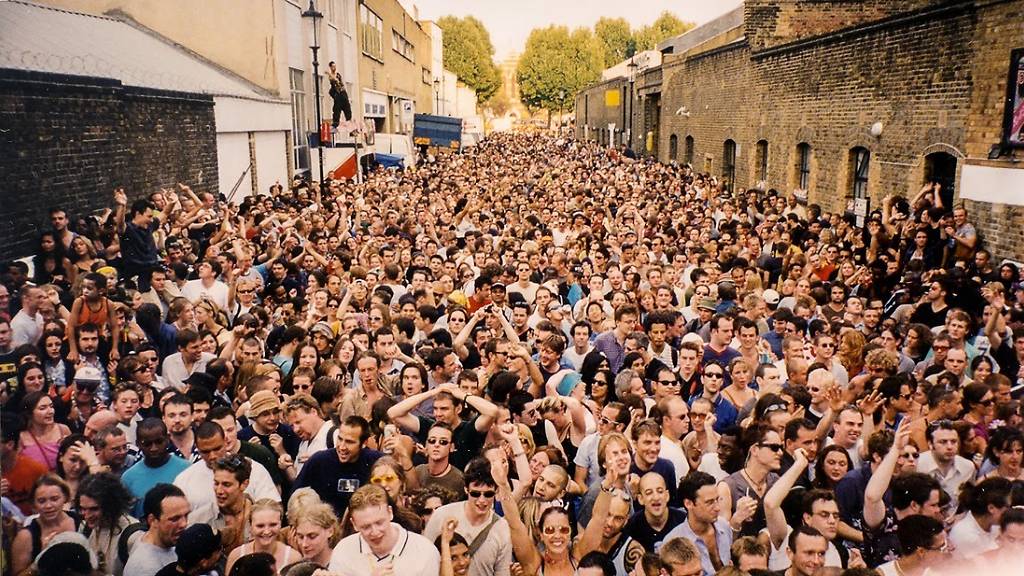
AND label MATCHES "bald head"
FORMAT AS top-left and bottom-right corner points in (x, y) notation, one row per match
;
(85, 409), (119, 439)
